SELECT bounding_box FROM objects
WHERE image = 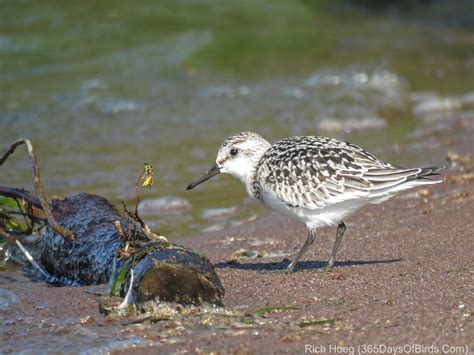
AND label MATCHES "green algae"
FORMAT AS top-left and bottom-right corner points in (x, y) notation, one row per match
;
(298, 318), (335, 328)
(254, 306), (300, 316)
(109, 241), (172, 297)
